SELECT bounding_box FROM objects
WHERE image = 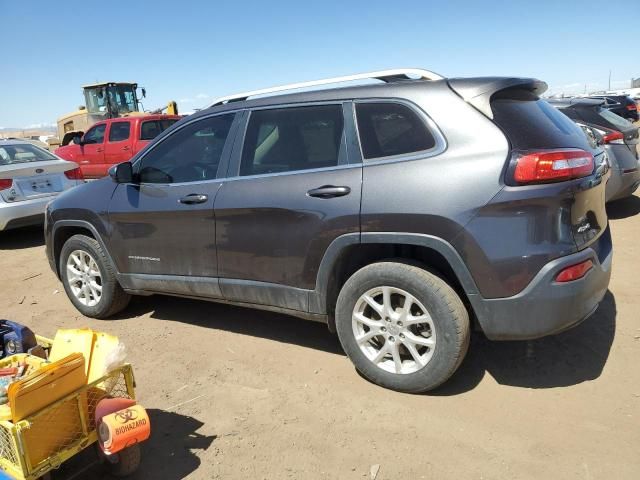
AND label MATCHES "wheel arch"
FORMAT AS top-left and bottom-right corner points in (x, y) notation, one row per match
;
(310, 232), (481, 332)
(52, 220), (116, 279)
